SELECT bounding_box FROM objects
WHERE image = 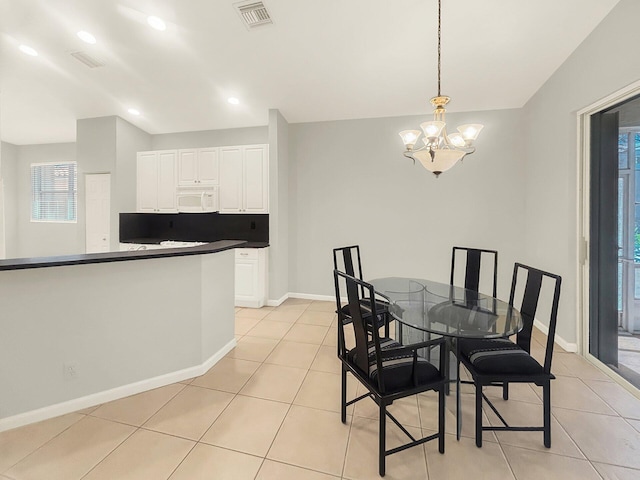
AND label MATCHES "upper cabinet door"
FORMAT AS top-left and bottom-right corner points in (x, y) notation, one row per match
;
(198, 148), (219, 185)
(244, 145), (268, 213)
(177, 149), (198, 186)
(137, 152), (159, 212)
(219, 147), (243, 212)
(156, 151), (178, 211)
